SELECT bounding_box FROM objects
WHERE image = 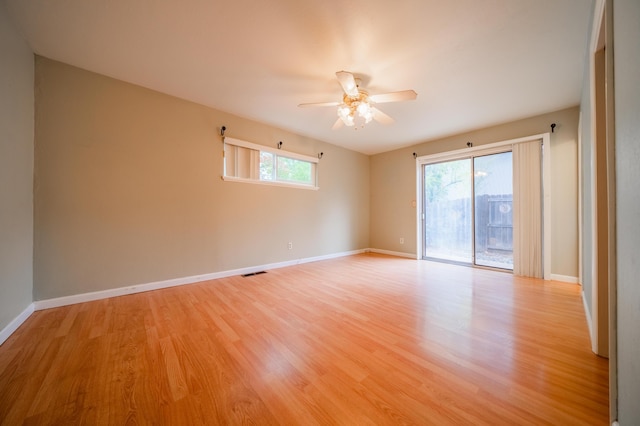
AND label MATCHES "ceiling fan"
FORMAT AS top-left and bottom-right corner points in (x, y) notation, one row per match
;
(299, 71), (417, 130)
